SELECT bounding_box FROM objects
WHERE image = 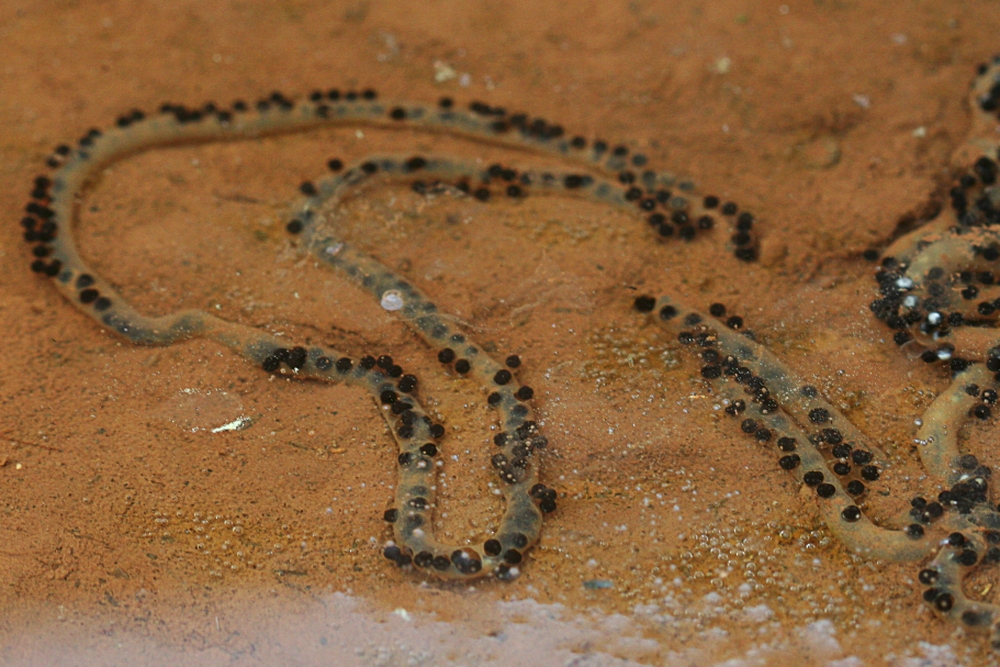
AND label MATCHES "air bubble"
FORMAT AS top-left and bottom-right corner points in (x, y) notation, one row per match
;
(381, 290), (404, 311)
